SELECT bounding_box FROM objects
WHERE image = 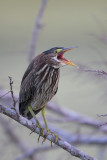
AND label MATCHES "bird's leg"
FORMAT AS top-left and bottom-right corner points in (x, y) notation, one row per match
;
(41, 107), (58, 143)
(41, 107), (49, 131)
(28, 106), (44, 142)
